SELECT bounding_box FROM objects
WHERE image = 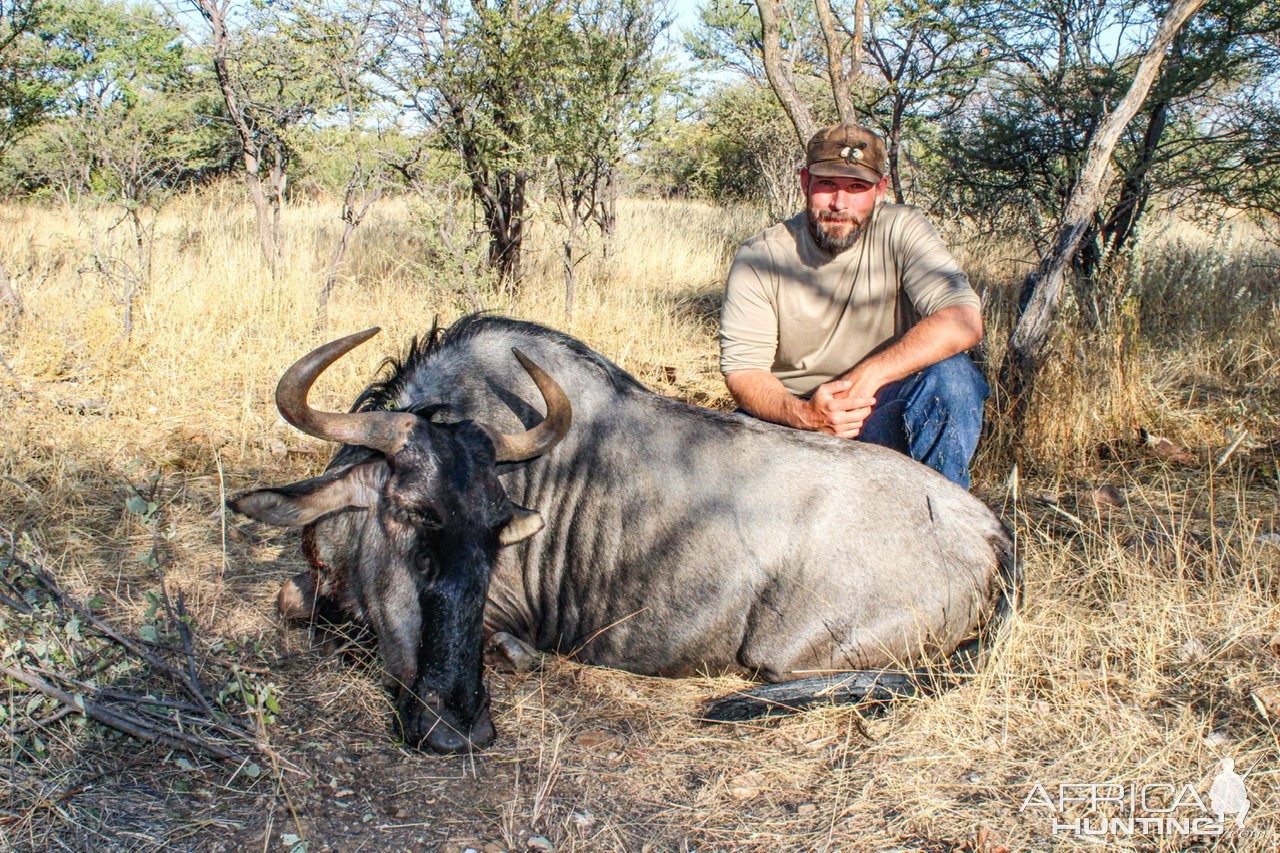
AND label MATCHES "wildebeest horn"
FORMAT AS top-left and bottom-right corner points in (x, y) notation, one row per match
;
(275, 328), (418, 455)
(482, 348), (572, 462)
